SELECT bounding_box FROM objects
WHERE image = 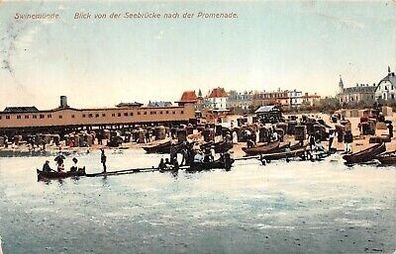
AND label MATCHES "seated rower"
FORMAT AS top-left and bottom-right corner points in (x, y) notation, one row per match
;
(42, 160), (53, 172)
(193, 151), (203, 163)
(164, 158), (170, 166)
(158, 158), (166, 170)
